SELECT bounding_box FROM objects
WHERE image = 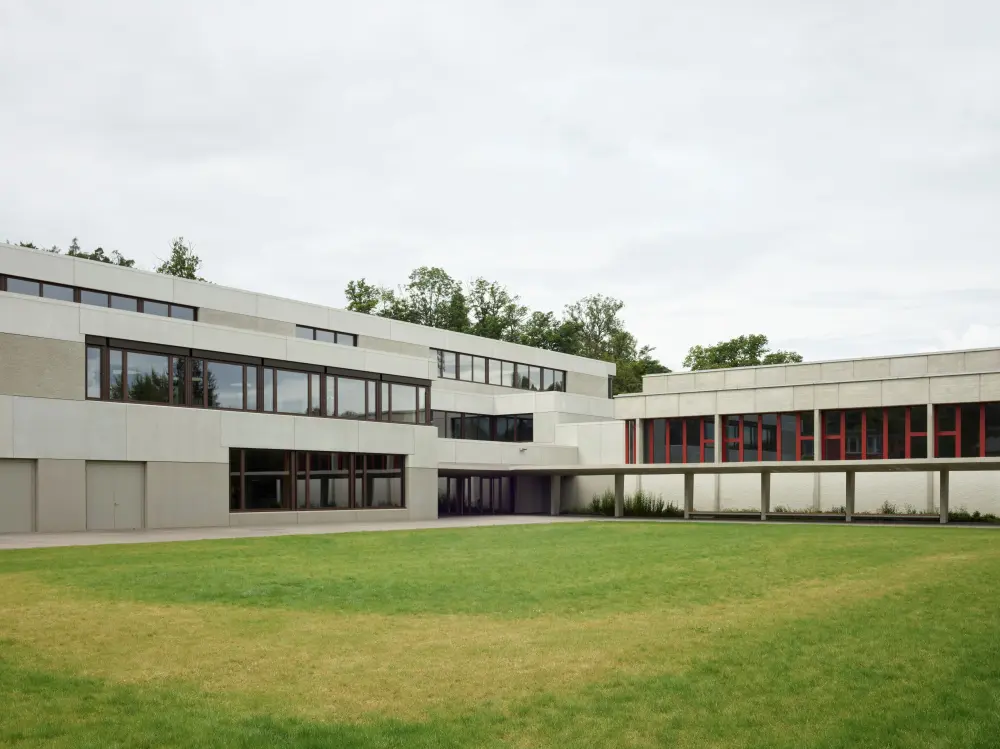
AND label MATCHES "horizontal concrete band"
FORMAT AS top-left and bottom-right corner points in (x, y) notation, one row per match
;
(439, 457), (1000, 477)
